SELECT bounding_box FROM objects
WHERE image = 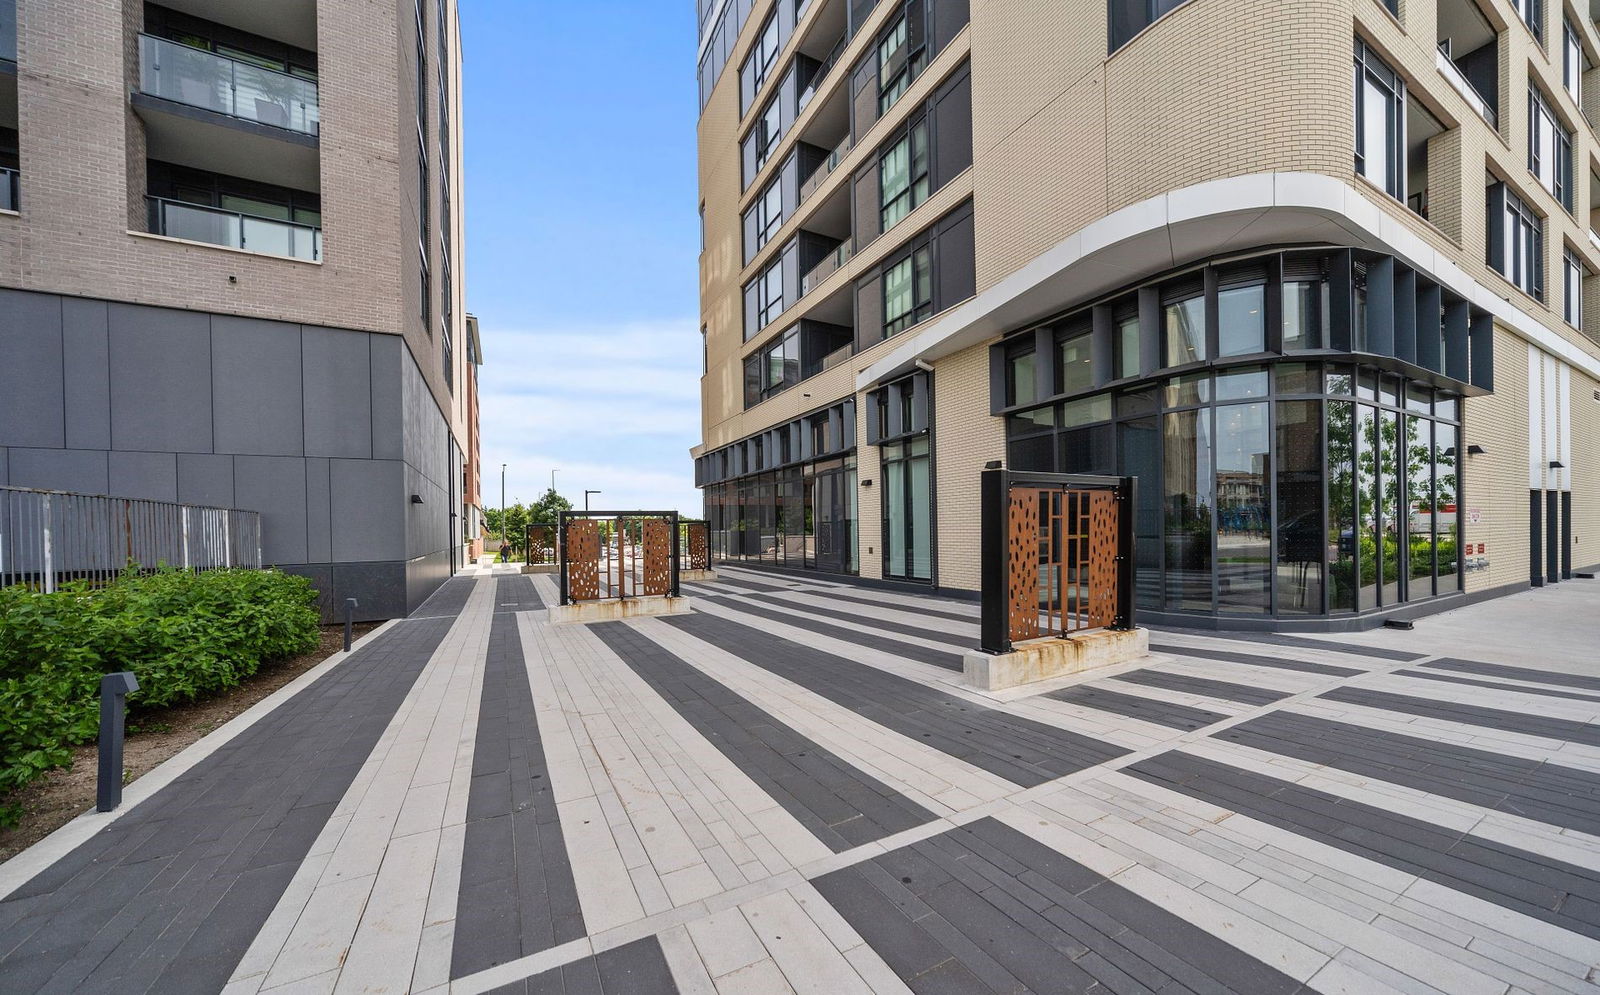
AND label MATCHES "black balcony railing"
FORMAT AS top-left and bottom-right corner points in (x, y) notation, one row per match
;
(147, 196), (322, 261)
